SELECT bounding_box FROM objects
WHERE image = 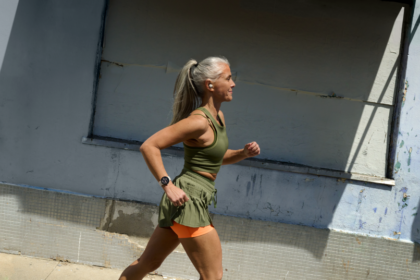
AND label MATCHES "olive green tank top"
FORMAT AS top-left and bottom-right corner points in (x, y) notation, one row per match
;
(183, 107), (229, 174)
